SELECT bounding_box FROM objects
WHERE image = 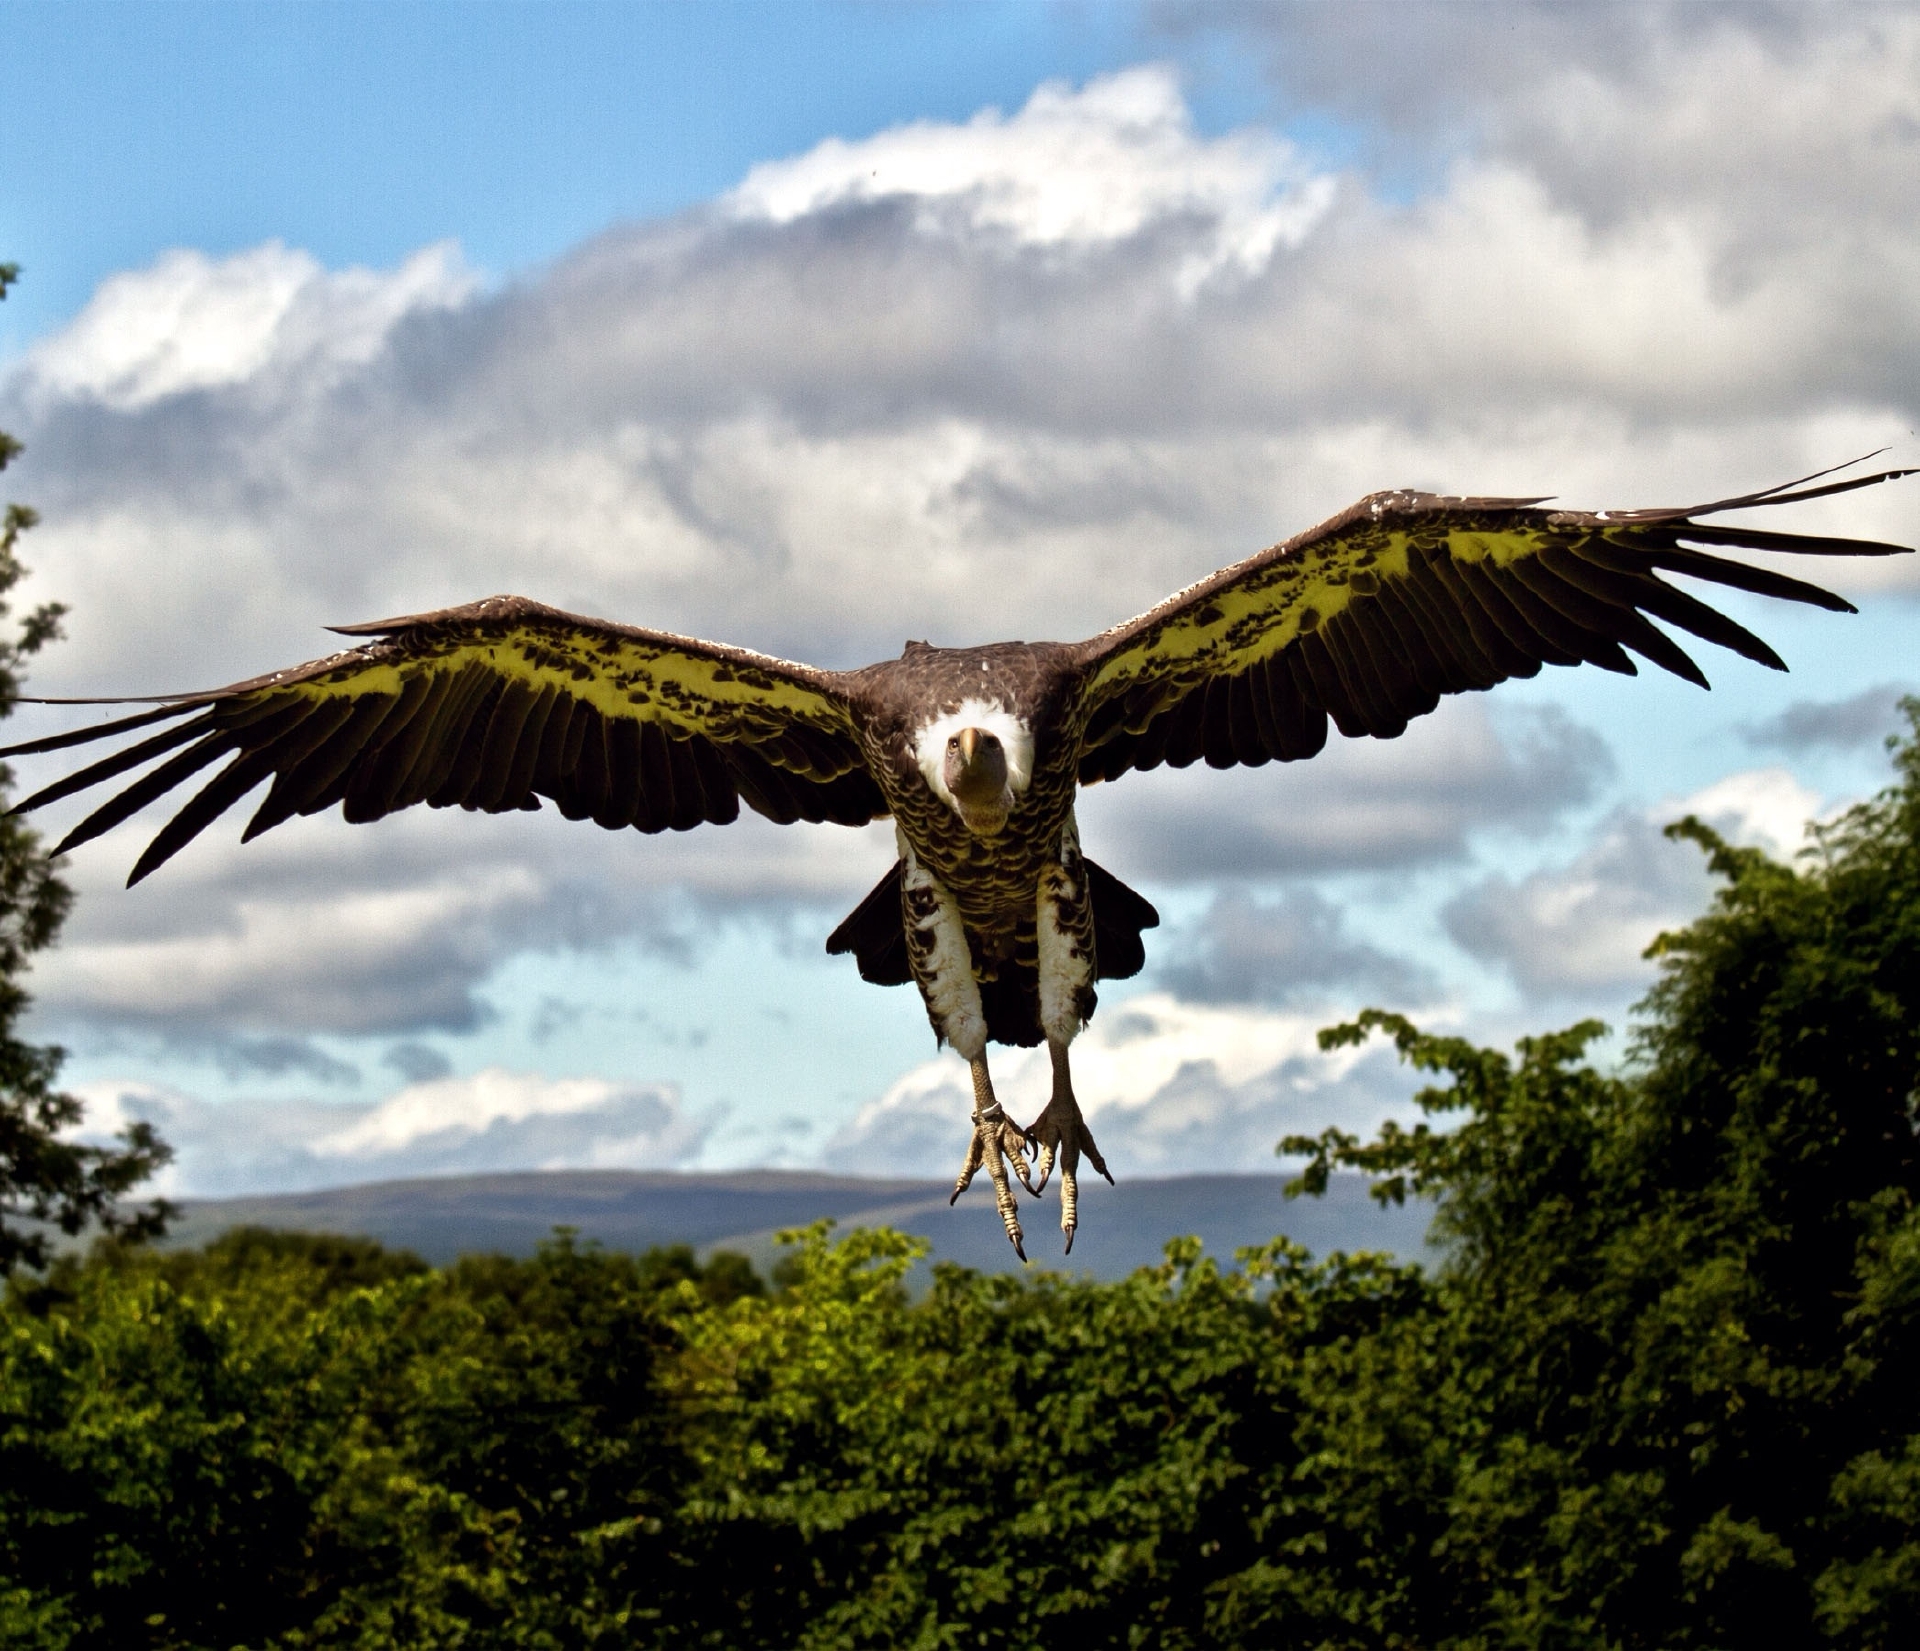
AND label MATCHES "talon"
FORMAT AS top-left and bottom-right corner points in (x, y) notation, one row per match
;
(951, 1057), (1031, 1257)
(1027, 1052), (1111, 1254)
